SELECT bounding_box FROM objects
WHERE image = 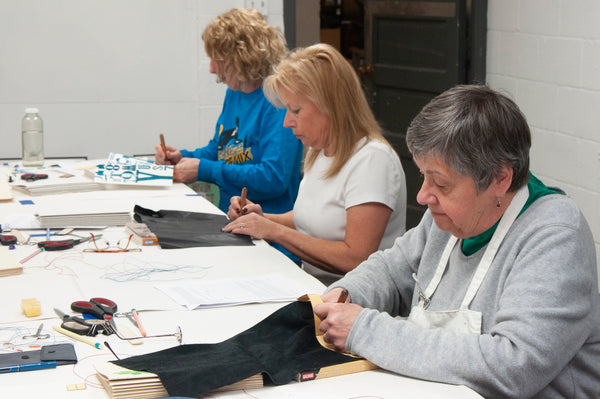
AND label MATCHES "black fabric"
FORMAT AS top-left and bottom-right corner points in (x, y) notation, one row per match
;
(40, 343), (78, 365)
(133, 205), (253, 249)
(0, 343), (77, 367)
(114, 300), (358, 397)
